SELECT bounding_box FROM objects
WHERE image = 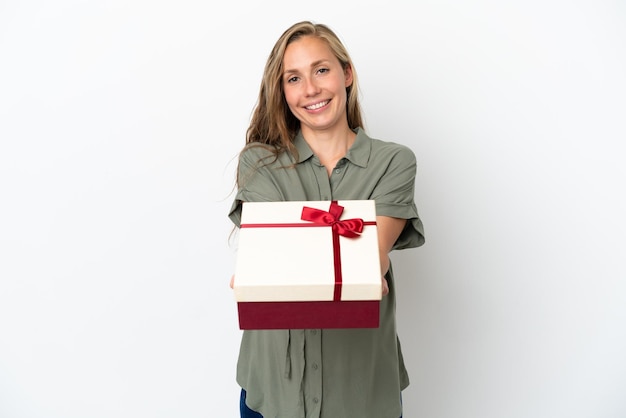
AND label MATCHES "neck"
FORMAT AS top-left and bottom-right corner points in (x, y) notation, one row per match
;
(301, 125), (356, 176)
(301, 125), (356, 162)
